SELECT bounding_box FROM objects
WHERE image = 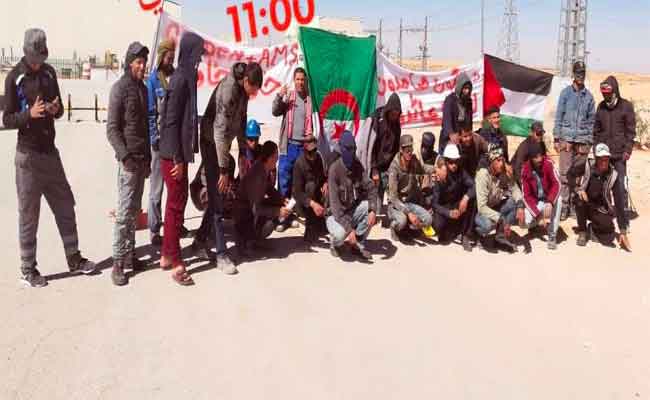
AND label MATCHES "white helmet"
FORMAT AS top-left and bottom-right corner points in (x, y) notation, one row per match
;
(443, 144), (461, 160)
